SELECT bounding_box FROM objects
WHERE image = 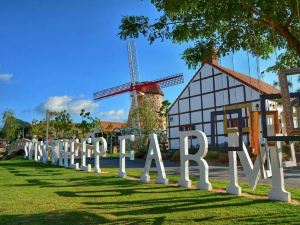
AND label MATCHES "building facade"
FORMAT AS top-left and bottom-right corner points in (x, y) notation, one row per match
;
(167, 61), (280, 150)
